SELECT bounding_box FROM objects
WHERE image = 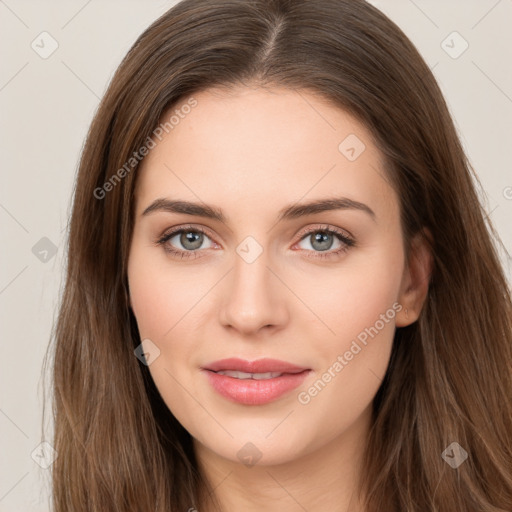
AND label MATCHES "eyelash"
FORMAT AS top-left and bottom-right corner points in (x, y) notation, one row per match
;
(155, 223), (355, 260)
